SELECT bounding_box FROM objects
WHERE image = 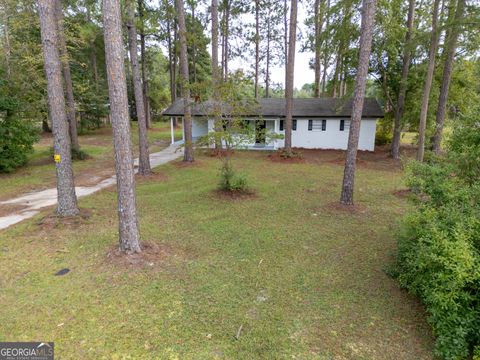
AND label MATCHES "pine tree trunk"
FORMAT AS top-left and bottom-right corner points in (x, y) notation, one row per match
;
(321, 0), (330, 94)
(254, 0), (260, 98)
(38, 0), (79, 217)
(417, 0), (441, 162)
(176, 0), (194, 162)
(314, 0), (321, 98)
(340, 0), (377, 206)
(284, 0), (288, 84)
(433, 0), (464, 154)
(284, 0), (298, 153)
(266, 26), (271, 98)
(224, 0), (230, 80)
(211, 0), (222, 149)
(127, 0), (151, 175)
(103, 0), (141, 253)
(55, 0), (80, 153)
(138, 0), (151, 129)
(391, 0), (415, 159)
